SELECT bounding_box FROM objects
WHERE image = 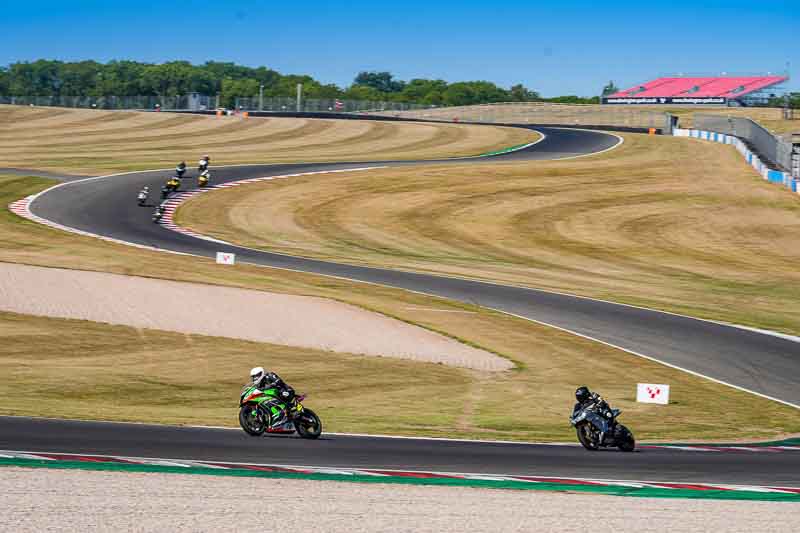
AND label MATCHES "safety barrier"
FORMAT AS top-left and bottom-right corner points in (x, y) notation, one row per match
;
(674, 128), (798, 193)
